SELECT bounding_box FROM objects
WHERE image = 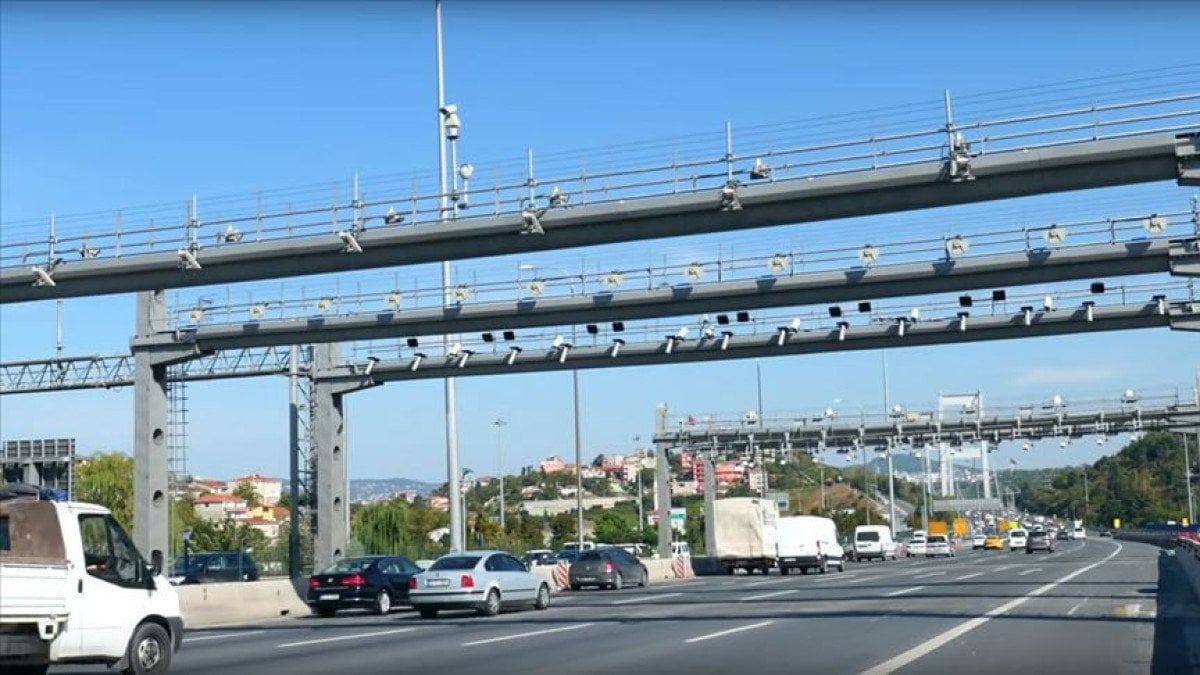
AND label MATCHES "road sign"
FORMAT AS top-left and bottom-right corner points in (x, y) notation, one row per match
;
(181, 528), (193, 543)
(670, 508), (686, 533)
(1113, 518), (1121, 529)
(931, 498), (1002, 512)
